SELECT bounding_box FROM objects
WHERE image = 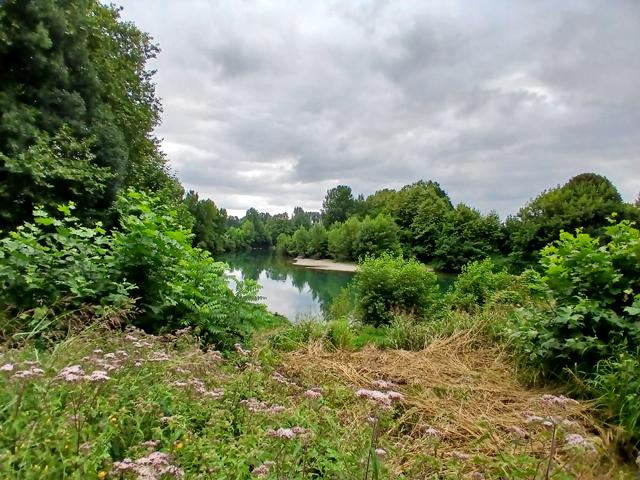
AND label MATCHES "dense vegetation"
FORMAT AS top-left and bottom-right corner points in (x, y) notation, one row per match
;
(184, 175), (638, 274)
(1, 1), (640, 477)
